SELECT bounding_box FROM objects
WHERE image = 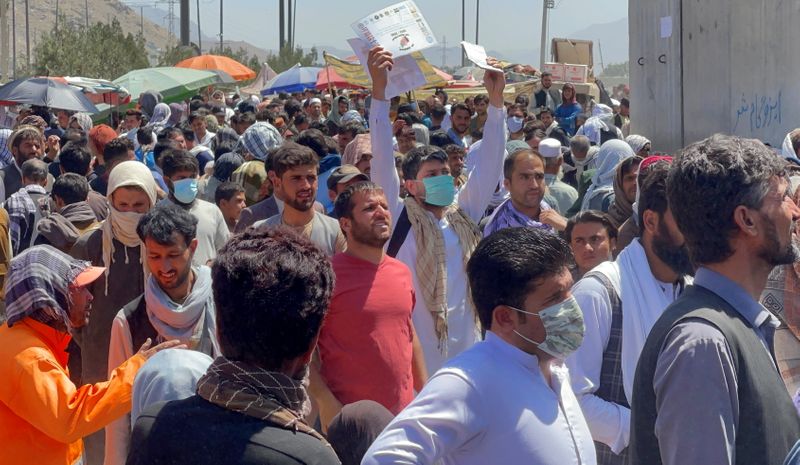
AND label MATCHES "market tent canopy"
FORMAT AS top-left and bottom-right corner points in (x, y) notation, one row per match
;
(261, 65), (322, 96)
(113, 67), (222, 103)
(316, 67), (367, 90)
(241, 63), (278, 96)
(176, 55), (256, 81)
